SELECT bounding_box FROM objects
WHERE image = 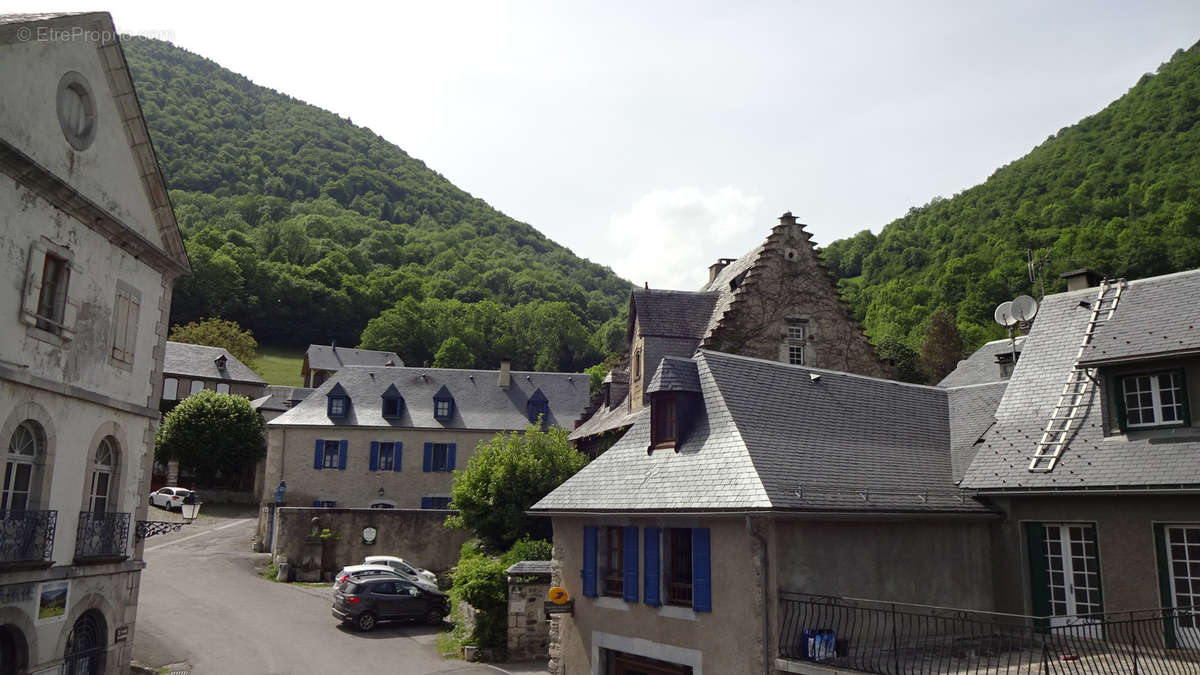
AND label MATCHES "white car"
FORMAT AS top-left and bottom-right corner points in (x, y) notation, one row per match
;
(364, 555), (438, 587)
(148, 487), (194, 511)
